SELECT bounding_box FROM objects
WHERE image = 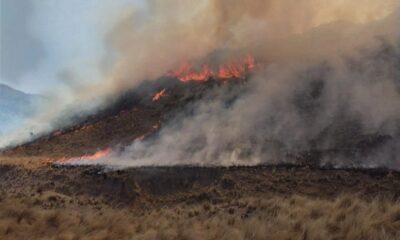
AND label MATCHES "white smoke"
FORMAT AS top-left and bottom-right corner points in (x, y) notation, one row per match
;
(92, 4), (400, 169)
